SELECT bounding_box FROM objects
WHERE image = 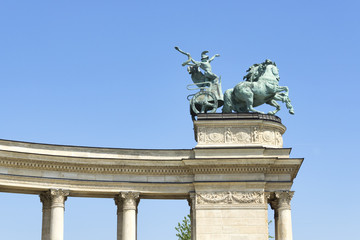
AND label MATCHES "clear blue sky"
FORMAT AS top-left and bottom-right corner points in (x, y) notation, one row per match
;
(0, 1), (359, 239)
